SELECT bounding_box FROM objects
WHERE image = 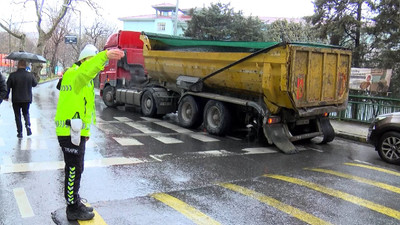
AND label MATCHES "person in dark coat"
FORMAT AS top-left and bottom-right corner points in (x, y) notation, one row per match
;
(0, 72), (7, 104)
(5, 60), (38, 138)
